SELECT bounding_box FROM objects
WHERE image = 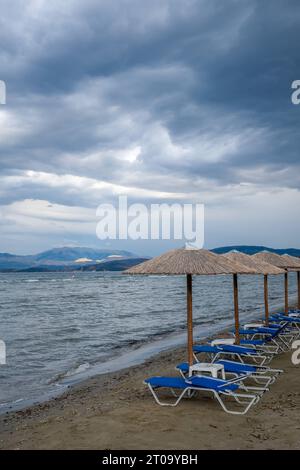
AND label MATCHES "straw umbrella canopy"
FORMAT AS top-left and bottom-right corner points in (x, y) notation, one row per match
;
(281, 254), (300, 268)
(281, 255), (300, 310)
(223, 251), (285, 325)
(125, 248), (255, 365)
(252, 252), (294, 314)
